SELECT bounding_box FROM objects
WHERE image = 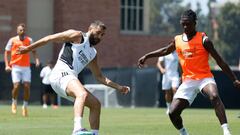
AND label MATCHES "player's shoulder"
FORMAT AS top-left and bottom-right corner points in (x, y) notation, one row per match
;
(10, 36), (18, 41)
